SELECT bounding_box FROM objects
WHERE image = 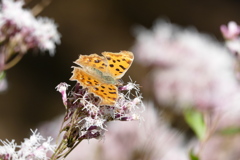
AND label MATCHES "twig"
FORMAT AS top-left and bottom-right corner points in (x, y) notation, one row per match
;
(3, 53), (24, 71)
(31, 0), (53, 16)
